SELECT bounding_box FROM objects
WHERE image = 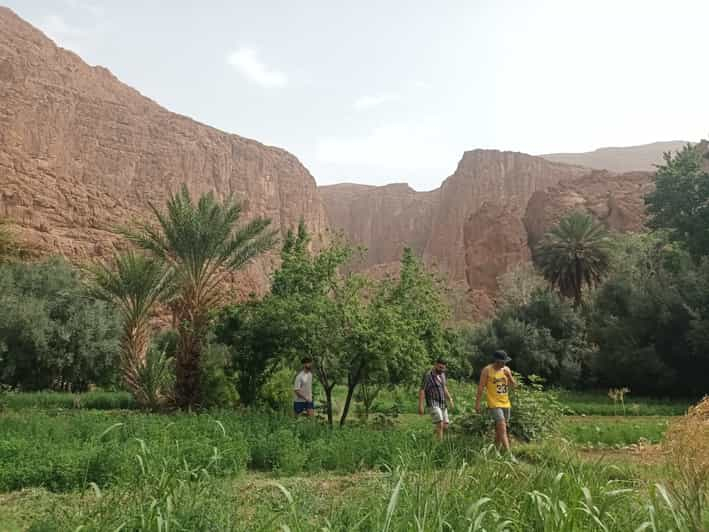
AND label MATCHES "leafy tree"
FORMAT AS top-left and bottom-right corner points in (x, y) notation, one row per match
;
(125, 185), (275, 409)
(214, 299), (287, 406)
(535, 211), (612, 306)
(90, 251), (171, 406)
(646, 144), (709, 259)
(470, 289), (591, 387)
(0, 259), (119, 390)
(588, 232), (709, 396)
